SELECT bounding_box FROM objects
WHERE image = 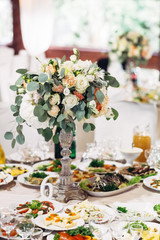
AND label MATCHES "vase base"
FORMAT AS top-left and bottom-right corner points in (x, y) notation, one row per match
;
(54, 184), (87, 203)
